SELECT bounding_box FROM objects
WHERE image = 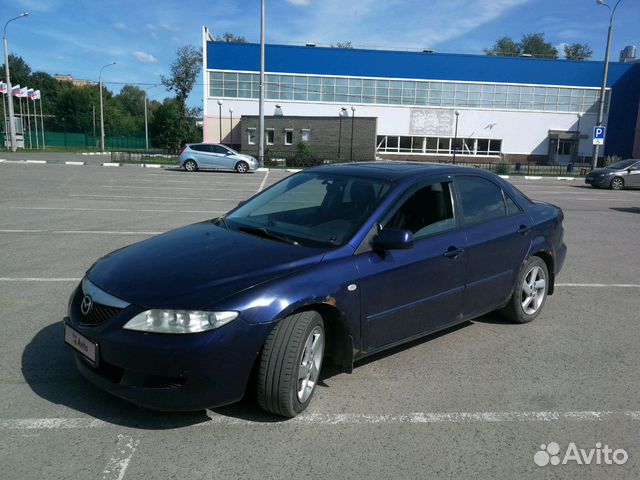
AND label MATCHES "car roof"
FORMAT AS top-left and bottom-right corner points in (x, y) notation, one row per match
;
(307, 161), (490, 182)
